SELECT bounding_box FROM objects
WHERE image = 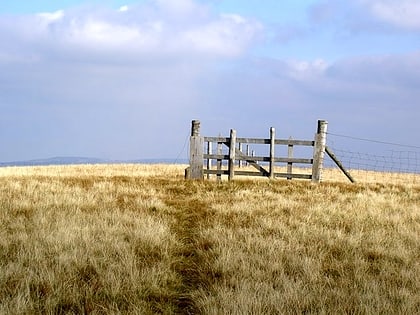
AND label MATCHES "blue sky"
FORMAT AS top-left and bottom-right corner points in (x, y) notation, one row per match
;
(0, 0), (419, 162)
